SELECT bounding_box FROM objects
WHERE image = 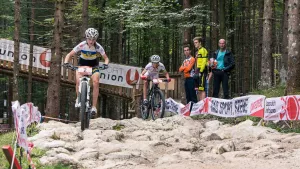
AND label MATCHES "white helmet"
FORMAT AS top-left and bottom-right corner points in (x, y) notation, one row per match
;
(85, 28), (99, 39)
(150, 55), (160, 63)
